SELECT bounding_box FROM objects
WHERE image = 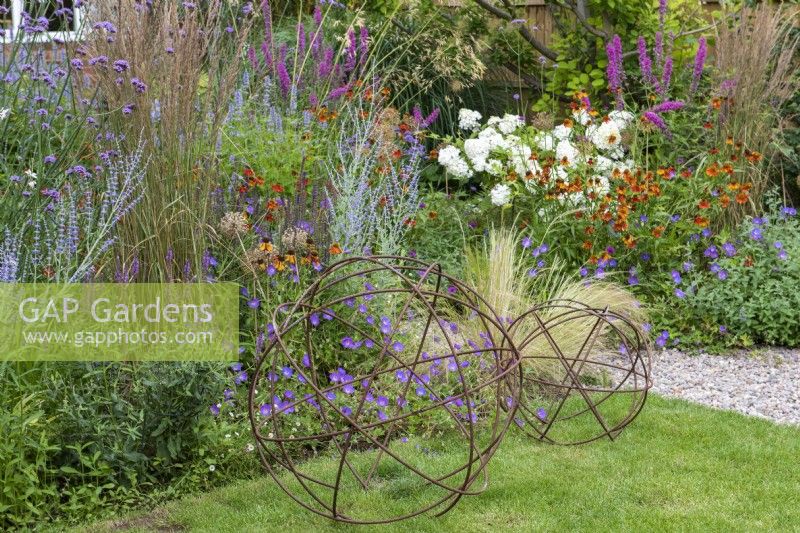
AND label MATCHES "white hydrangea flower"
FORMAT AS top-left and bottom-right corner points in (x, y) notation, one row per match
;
(478, 126), (508, 150)
(590, 120), (622, 151)
(488, 113), (524, 135)
(609, 110), (635, 129)
(489, 183), (512, 206)
(463, 138), (491, 172)
(437, 145), (473, 179)
(534, 132), (555, 152)
(555, 139), (580, 165)
(553, 124), (572, 140)
(458, 108), (483, 131)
